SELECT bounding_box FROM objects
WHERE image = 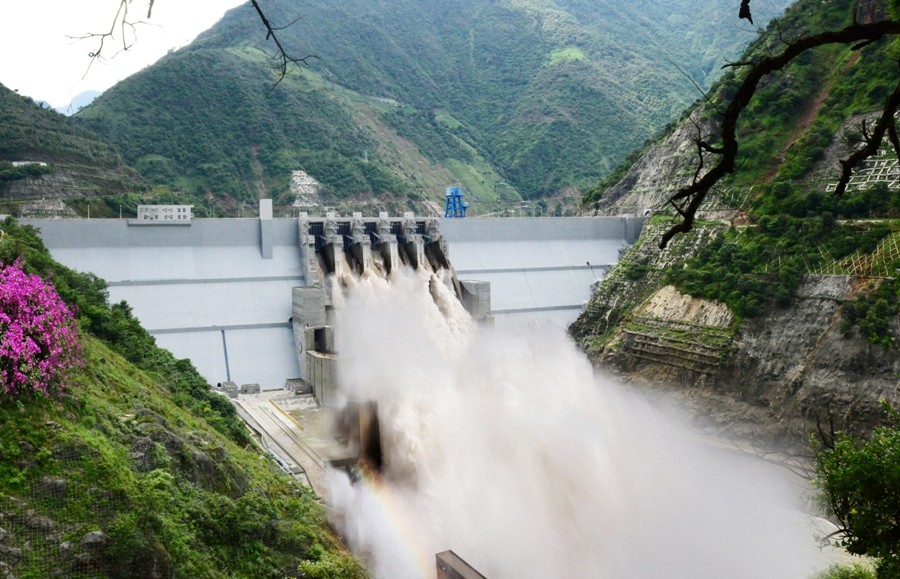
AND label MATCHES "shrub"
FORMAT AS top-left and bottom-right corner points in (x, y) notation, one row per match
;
(298, 552), (367, 579)
(0, 259), (81, 397)
(817, 563), (876, 579)
(815, 406), (900, 578)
